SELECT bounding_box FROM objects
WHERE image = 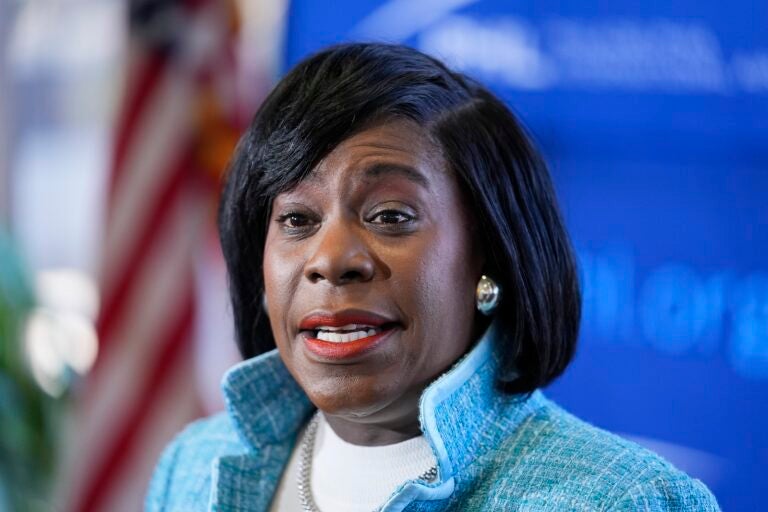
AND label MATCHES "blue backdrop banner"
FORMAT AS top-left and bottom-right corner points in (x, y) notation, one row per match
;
(283, 1), (767, 509)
